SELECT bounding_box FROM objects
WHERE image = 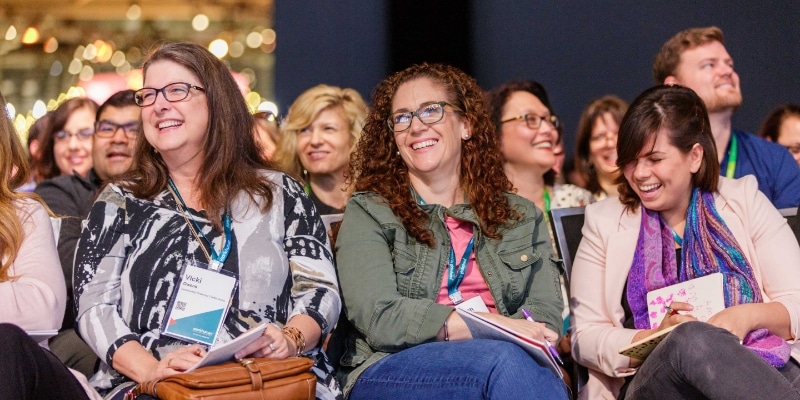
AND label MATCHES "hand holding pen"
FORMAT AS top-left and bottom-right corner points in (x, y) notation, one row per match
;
(521, 308), (565, 366)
